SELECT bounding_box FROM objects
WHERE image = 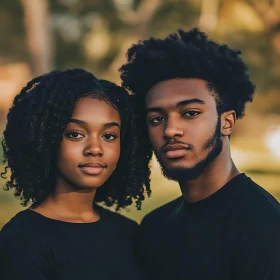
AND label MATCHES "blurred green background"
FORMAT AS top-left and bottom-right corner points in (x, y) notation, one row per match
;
(1, 0), (280, 228)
